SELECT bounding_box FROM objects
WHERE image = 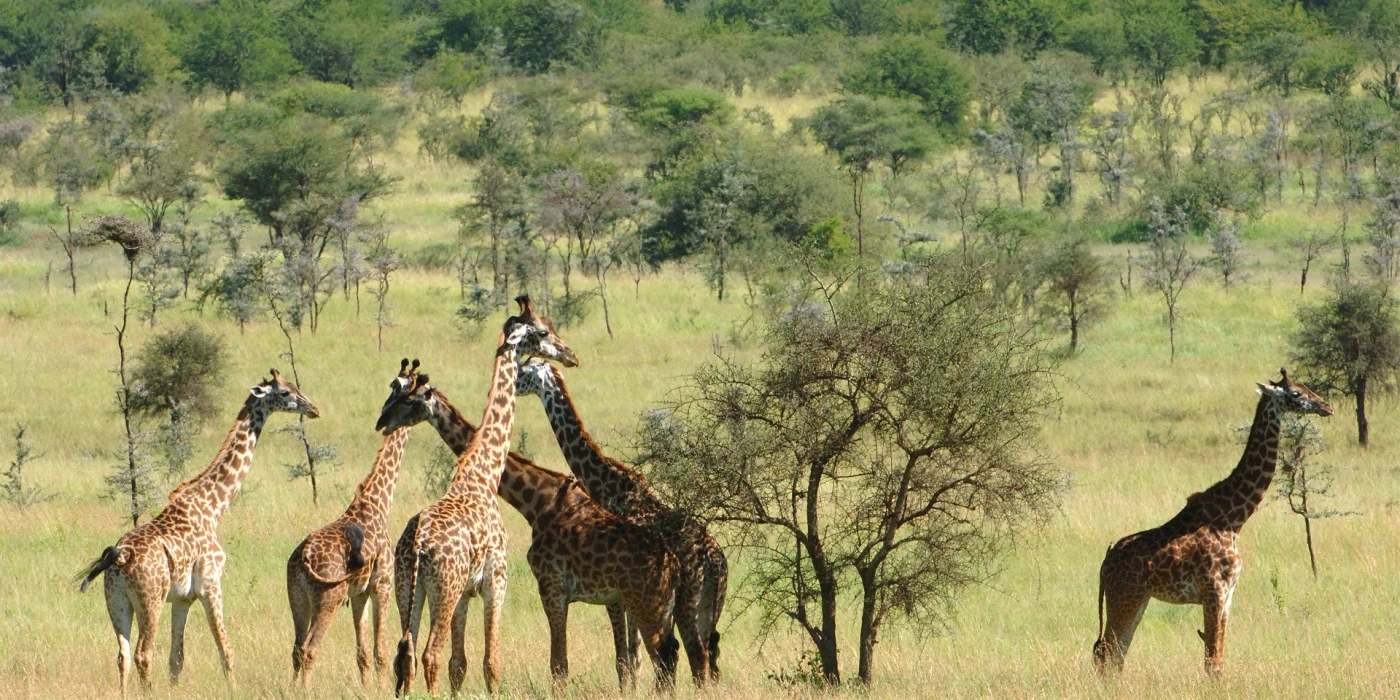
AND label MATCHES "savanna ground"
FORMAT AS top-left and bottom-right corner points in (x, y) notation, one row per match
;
(2, 83), (1399, 700)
